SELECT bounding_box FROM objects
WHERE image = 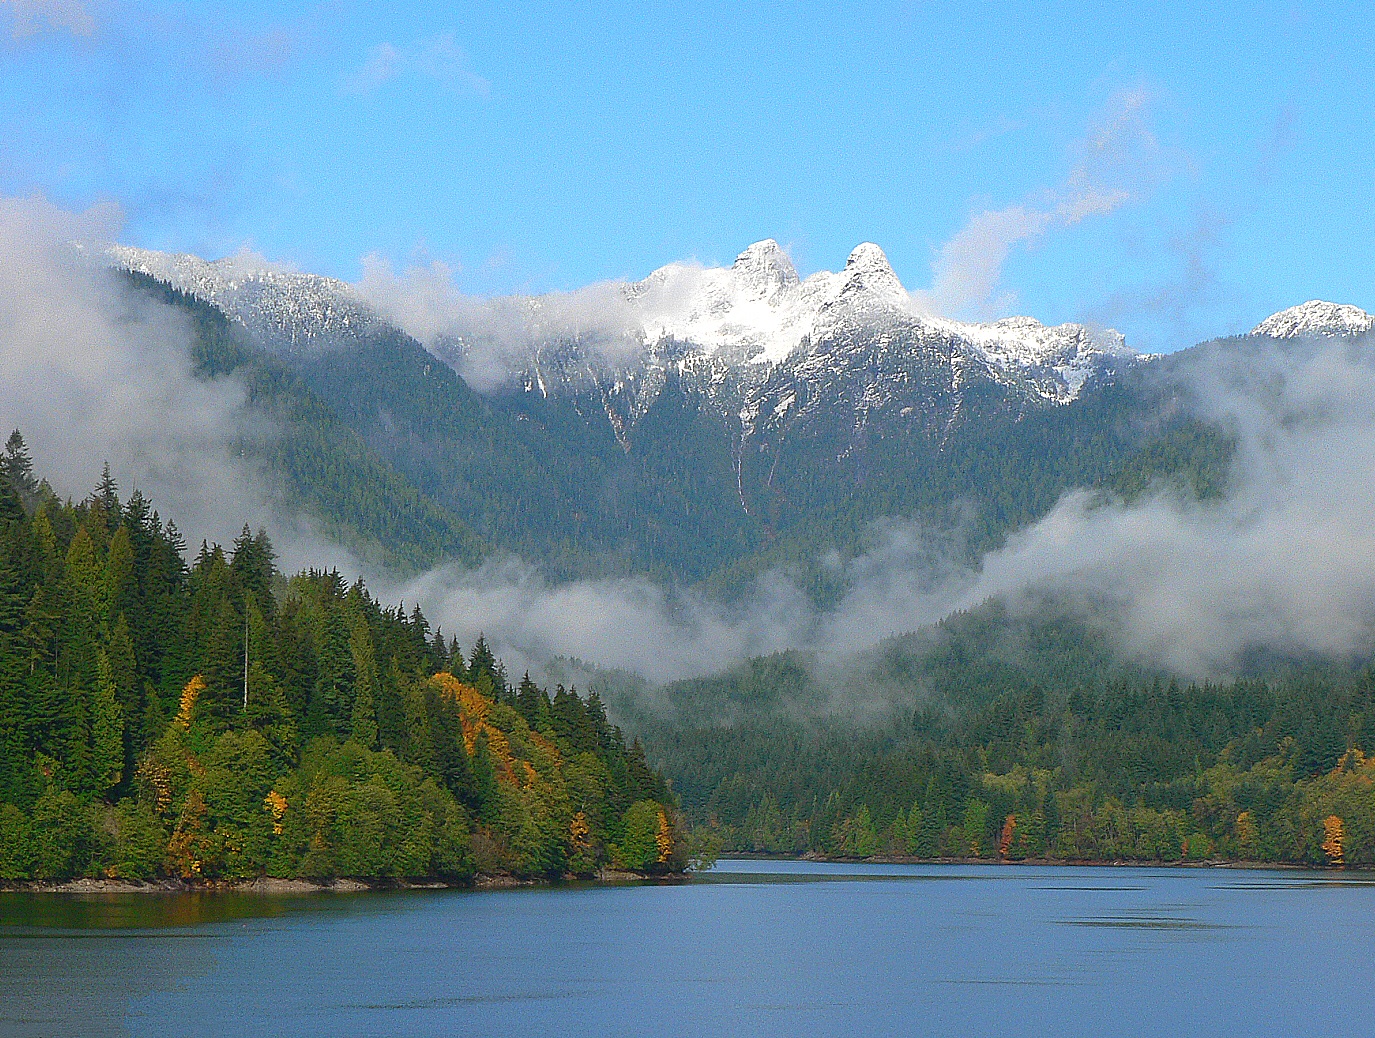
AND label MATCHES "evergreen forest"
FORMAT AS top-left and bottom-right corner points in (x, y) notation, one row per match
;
(0, 434), (685, 884)
(611, 604), (1375, 869)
